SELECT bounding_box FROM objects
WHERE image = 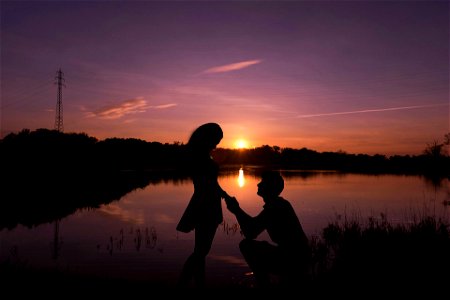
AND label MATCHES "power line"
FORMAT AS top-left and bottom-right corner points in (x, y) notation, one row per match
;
(1, 80), (53, 110)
